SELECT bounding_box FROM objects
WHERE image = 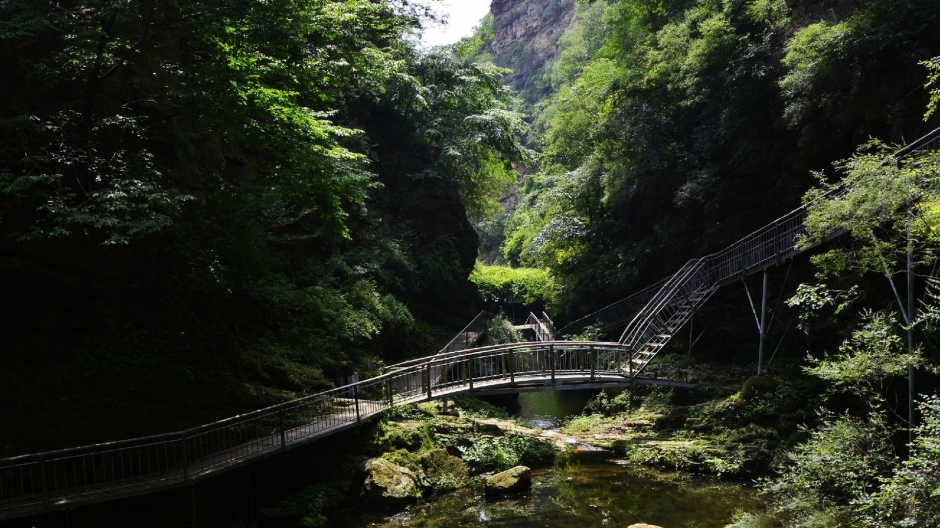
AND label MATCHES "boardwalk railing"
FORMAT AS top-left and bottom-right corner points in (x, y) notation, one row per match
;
(526, 312), (554, 341)
(1, 340), (647, 520)
(556, 277), (670, 338)
(619, 126), (940, 375)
